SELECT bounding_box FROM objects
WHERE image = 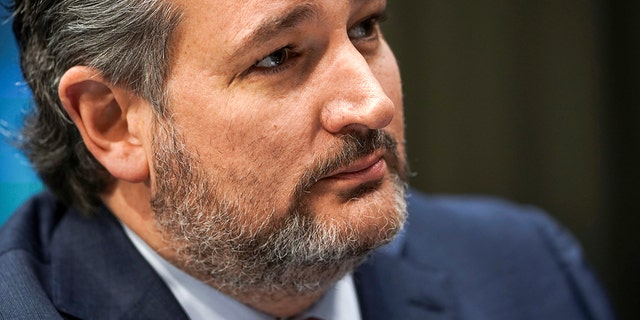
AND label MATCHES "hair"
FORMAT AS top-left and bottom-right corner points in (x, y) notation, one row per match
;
(10, 0), (182, 213)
